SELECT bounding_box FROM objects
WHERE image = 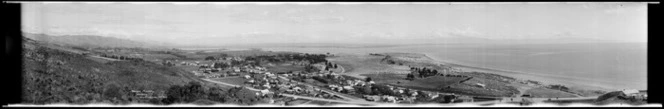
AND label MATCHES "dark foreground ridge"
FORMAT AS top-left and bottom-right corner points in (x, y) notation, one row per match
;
(21, 36), (268, 105)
